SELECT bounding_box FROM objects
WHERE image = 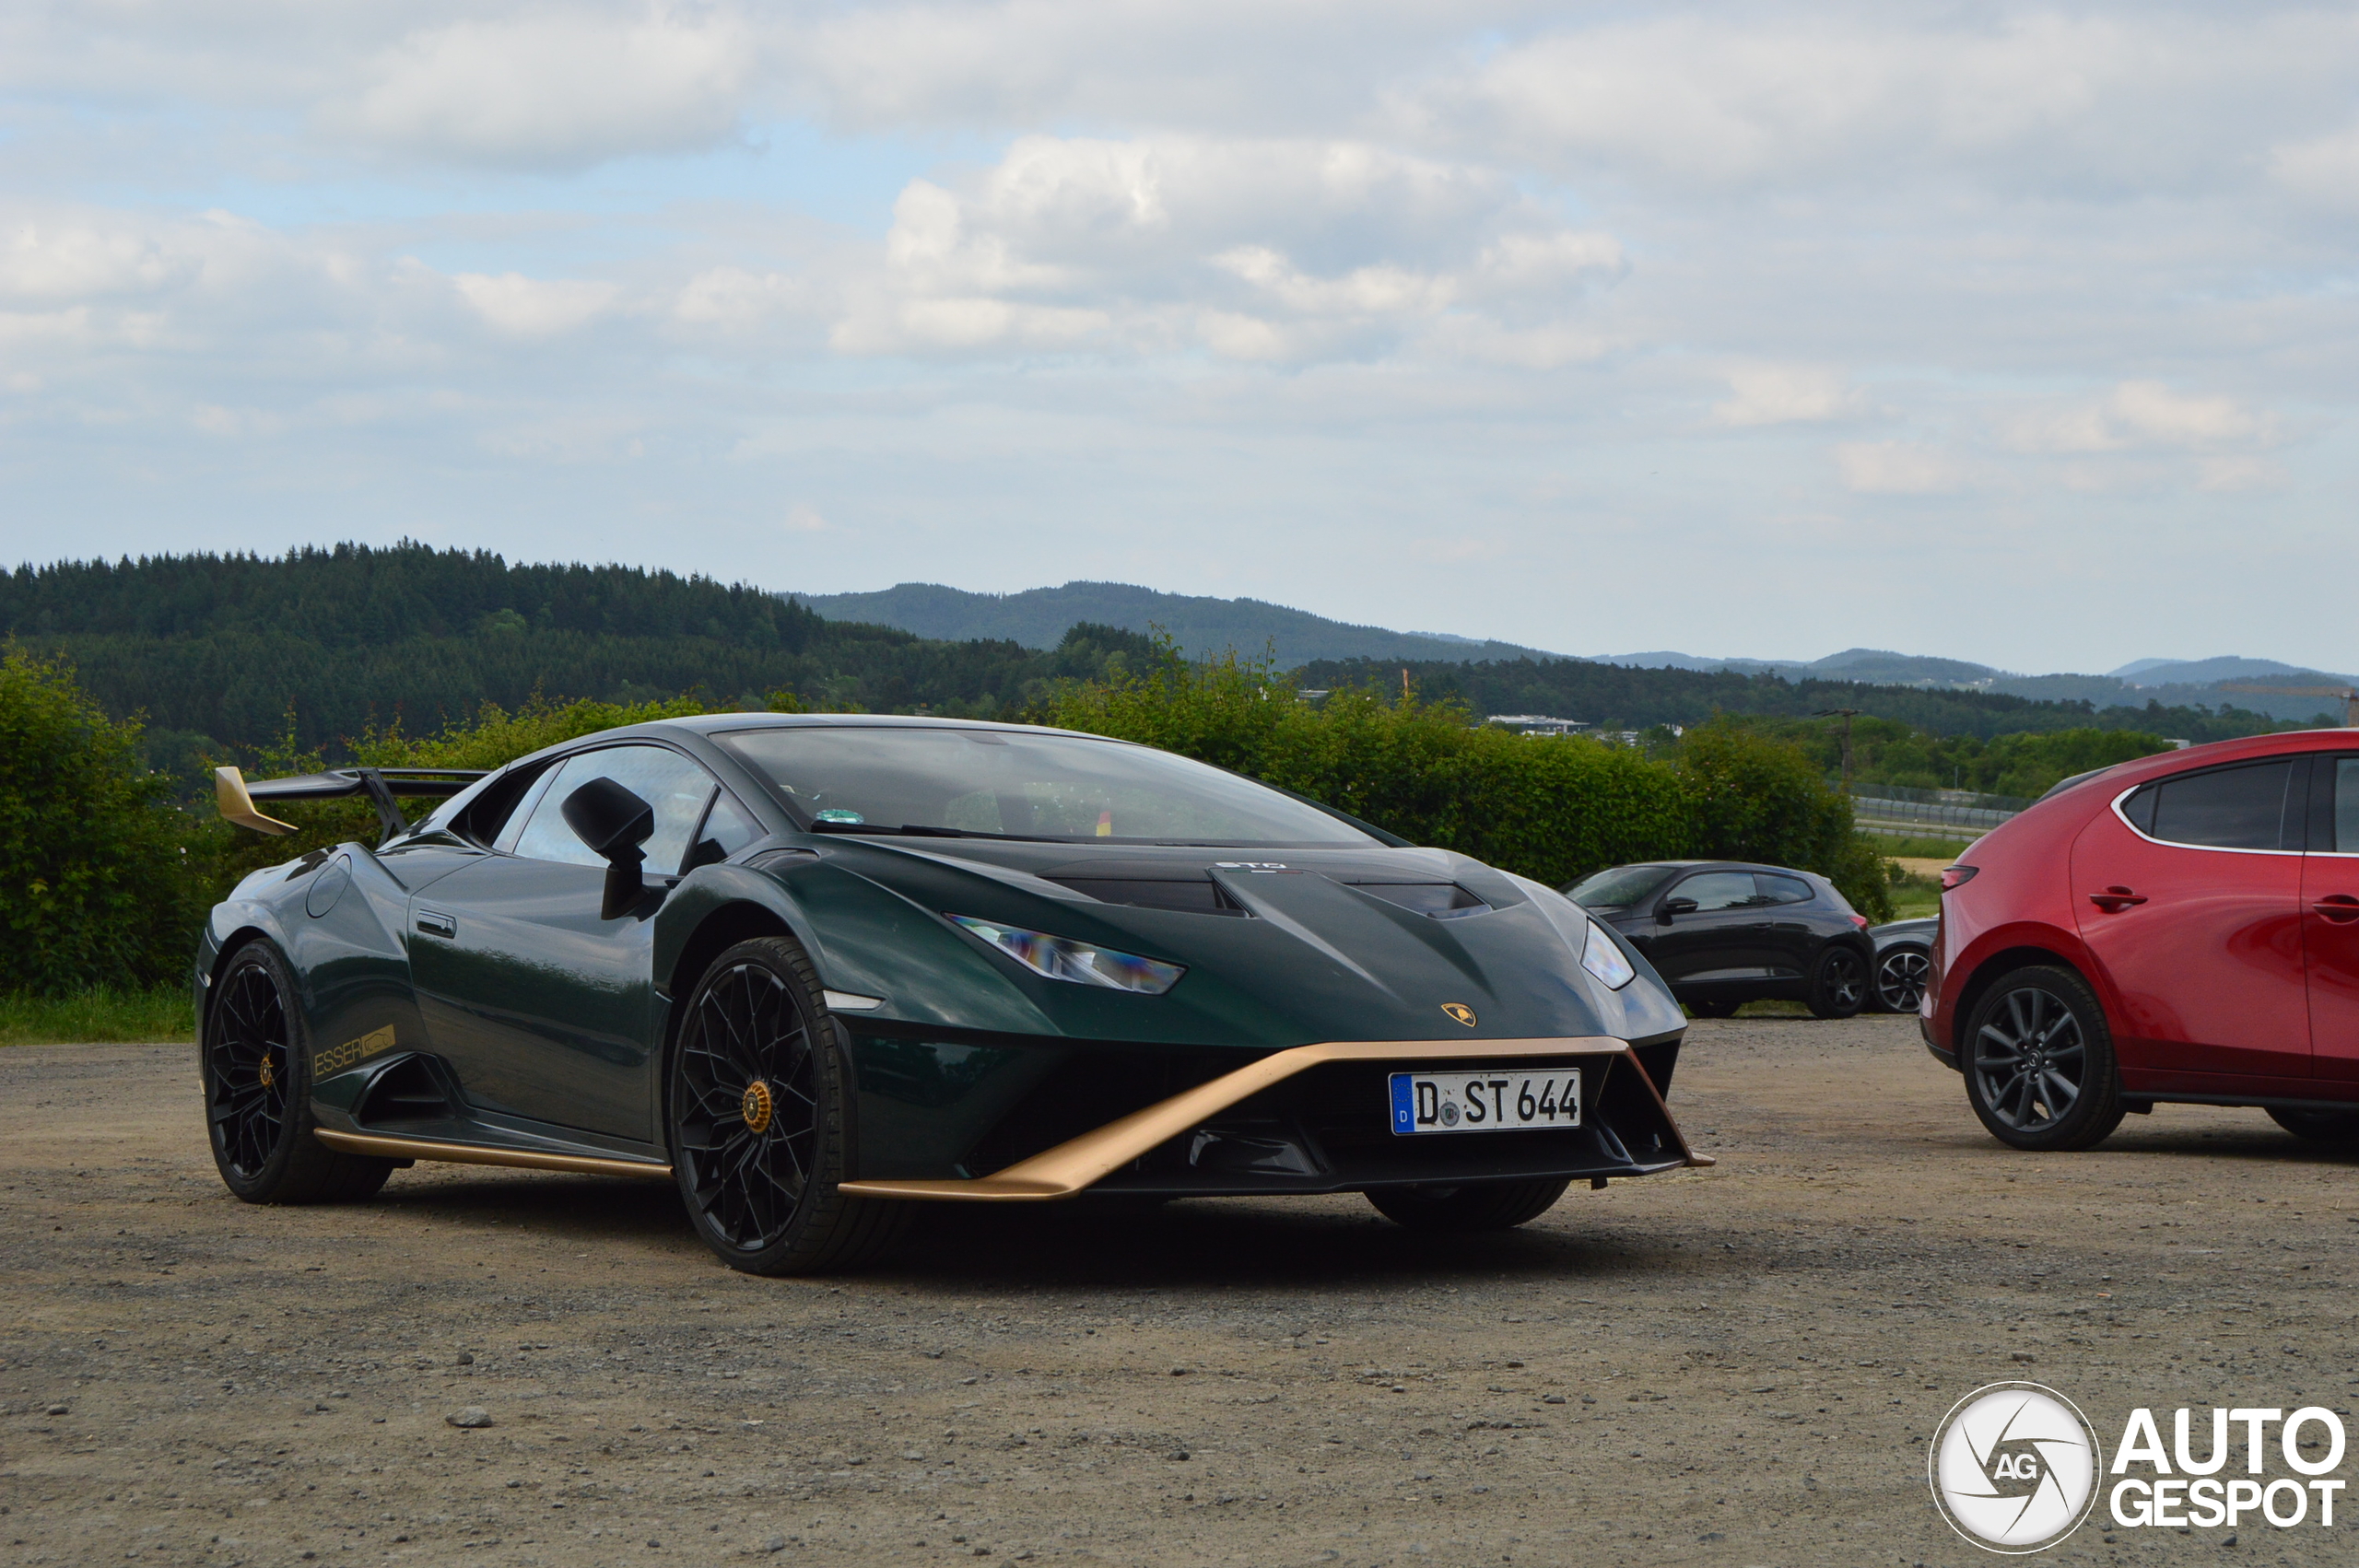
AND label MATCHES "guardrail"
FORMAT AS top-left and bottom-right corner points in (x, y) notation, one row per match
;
(1848, 792), (2016, 838)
